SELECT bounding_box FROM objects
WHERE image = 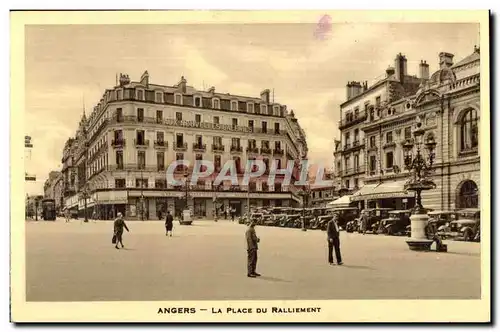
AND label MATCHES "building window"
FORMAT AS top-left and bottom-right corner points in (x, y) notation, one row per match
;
(137, 89), (144, 100)
(195, 135), (203, 146)
(156, 131), (164, 143)
(115, 178), (126, 188)
(386, 131), (393, 143)
(114, 129), (123, 142)
(116, 150), (123, 169)
(196, 153), (203, 161)
(354, 178), (359, 188)
(344, 156), (350, 172)
(232, 138), (241, 148)
(176, 133), (184, 147)
(275, 183), (282, 192)
(354, 129), (359, 143)
(248, 120), (254, 129)
(275, 158), (282, 169)
(176, 153), (184, 161)
(233, 156), (242, 172)
(175, 93), (182, 105)
(212, 98), (220, 109)
(354, 155), (359, 170)
(117, 90), (123, 100)
(136, 130), (145, 145)
(404, 127), (412, 140)
(195, 97), (202, 107)
(247, 103), (254, 113)
(214, 155), (221, 170)
(155, 92), (163, 103)
(369, 155), (377, 173)
(213, 116), (219, 124)
(192, 114), (200, 124)
(275, 141), (281, 150)
(345, 180), (350, 189)
(273, 106), (280, 116)
(261, 104), (267, 115)
(274, 123), (280, 134)
(376, 96), (381, 107)
(231, 101), (238, 111)
(157, 152), (165, 170)
(155, 179), (167, 189)
(232, 118), (238, 127)
(345, 132), (350, 146)
(261, 140), (270, 149)
(460, 109), (479, 152)
(248, 139), (256, 149)
(136, 178), (148, 188)
(137, 108), (144, 122)
(156, 110), (163, 124)
(176, 112), (182, 121)
(262, 121), (267, 133)
(138, 151), (146, 170)
(370, 136), (376, 148)
(213, 136), (222, 146)
(386, 151), (394, 169)
(457, 180), (479, 208)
